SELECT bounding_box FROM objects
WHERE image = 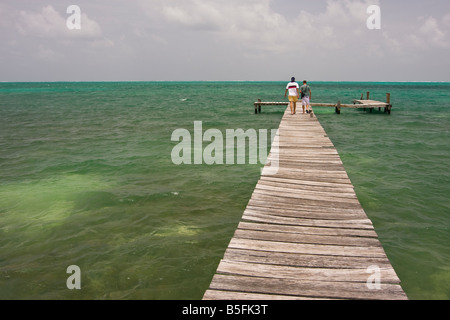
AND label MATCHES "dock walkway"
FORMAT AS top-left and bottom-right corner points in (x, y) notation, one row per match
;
(203, 108), (407, 300)
(254, 92), (392, 114)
